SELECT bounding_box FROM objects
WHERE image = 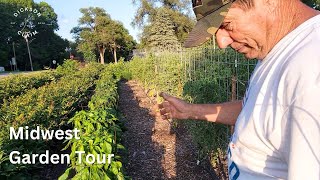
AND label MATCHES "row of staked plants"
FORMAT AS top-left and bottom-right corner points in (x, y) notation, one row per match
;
(0, 60), (104, 179)
(123, 46), (256, 179)
(59, 63), (128, 180)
